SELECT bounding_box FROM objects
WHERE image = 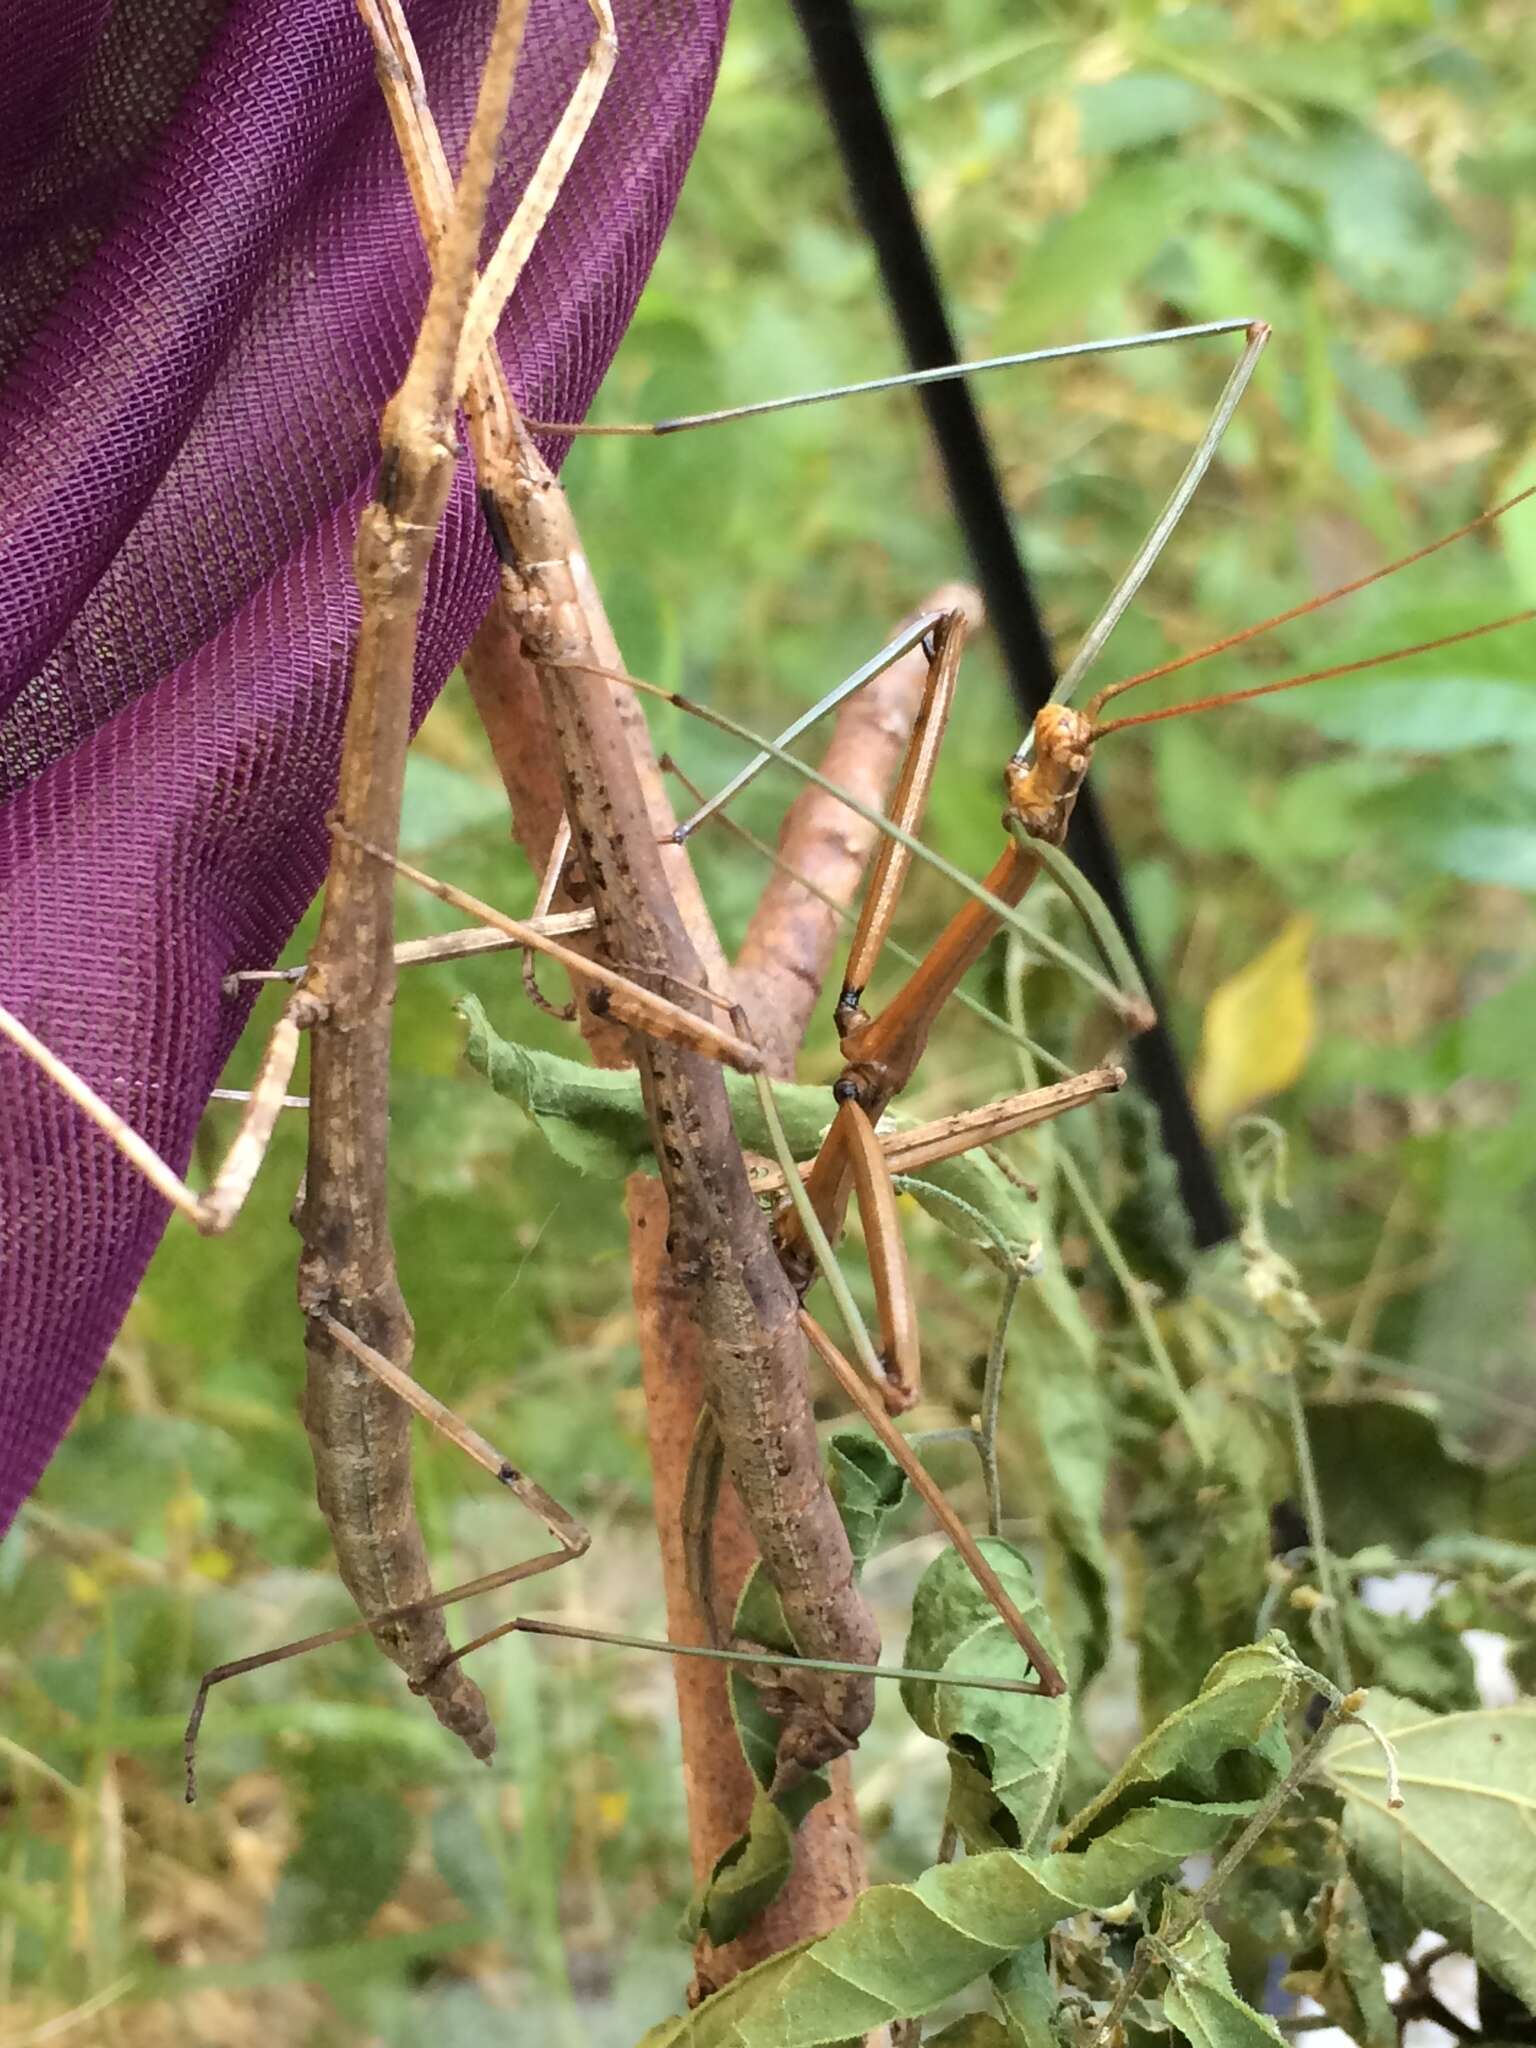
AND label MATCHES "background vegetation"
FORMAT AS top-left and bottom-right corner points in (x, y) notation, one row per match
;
(4, 1), (1533, 2041)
